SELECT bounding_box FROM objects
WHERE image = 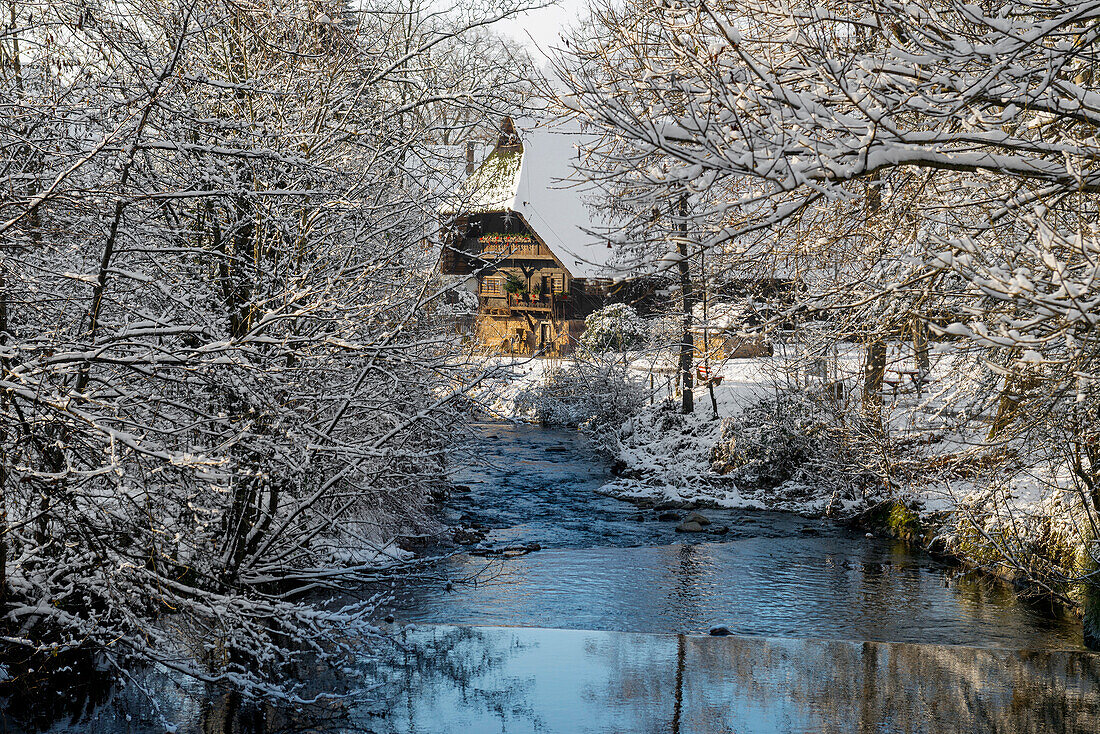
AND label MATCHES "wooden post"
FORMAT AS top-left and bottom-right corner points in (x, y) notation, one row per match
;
(912, 316), (930, 397)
